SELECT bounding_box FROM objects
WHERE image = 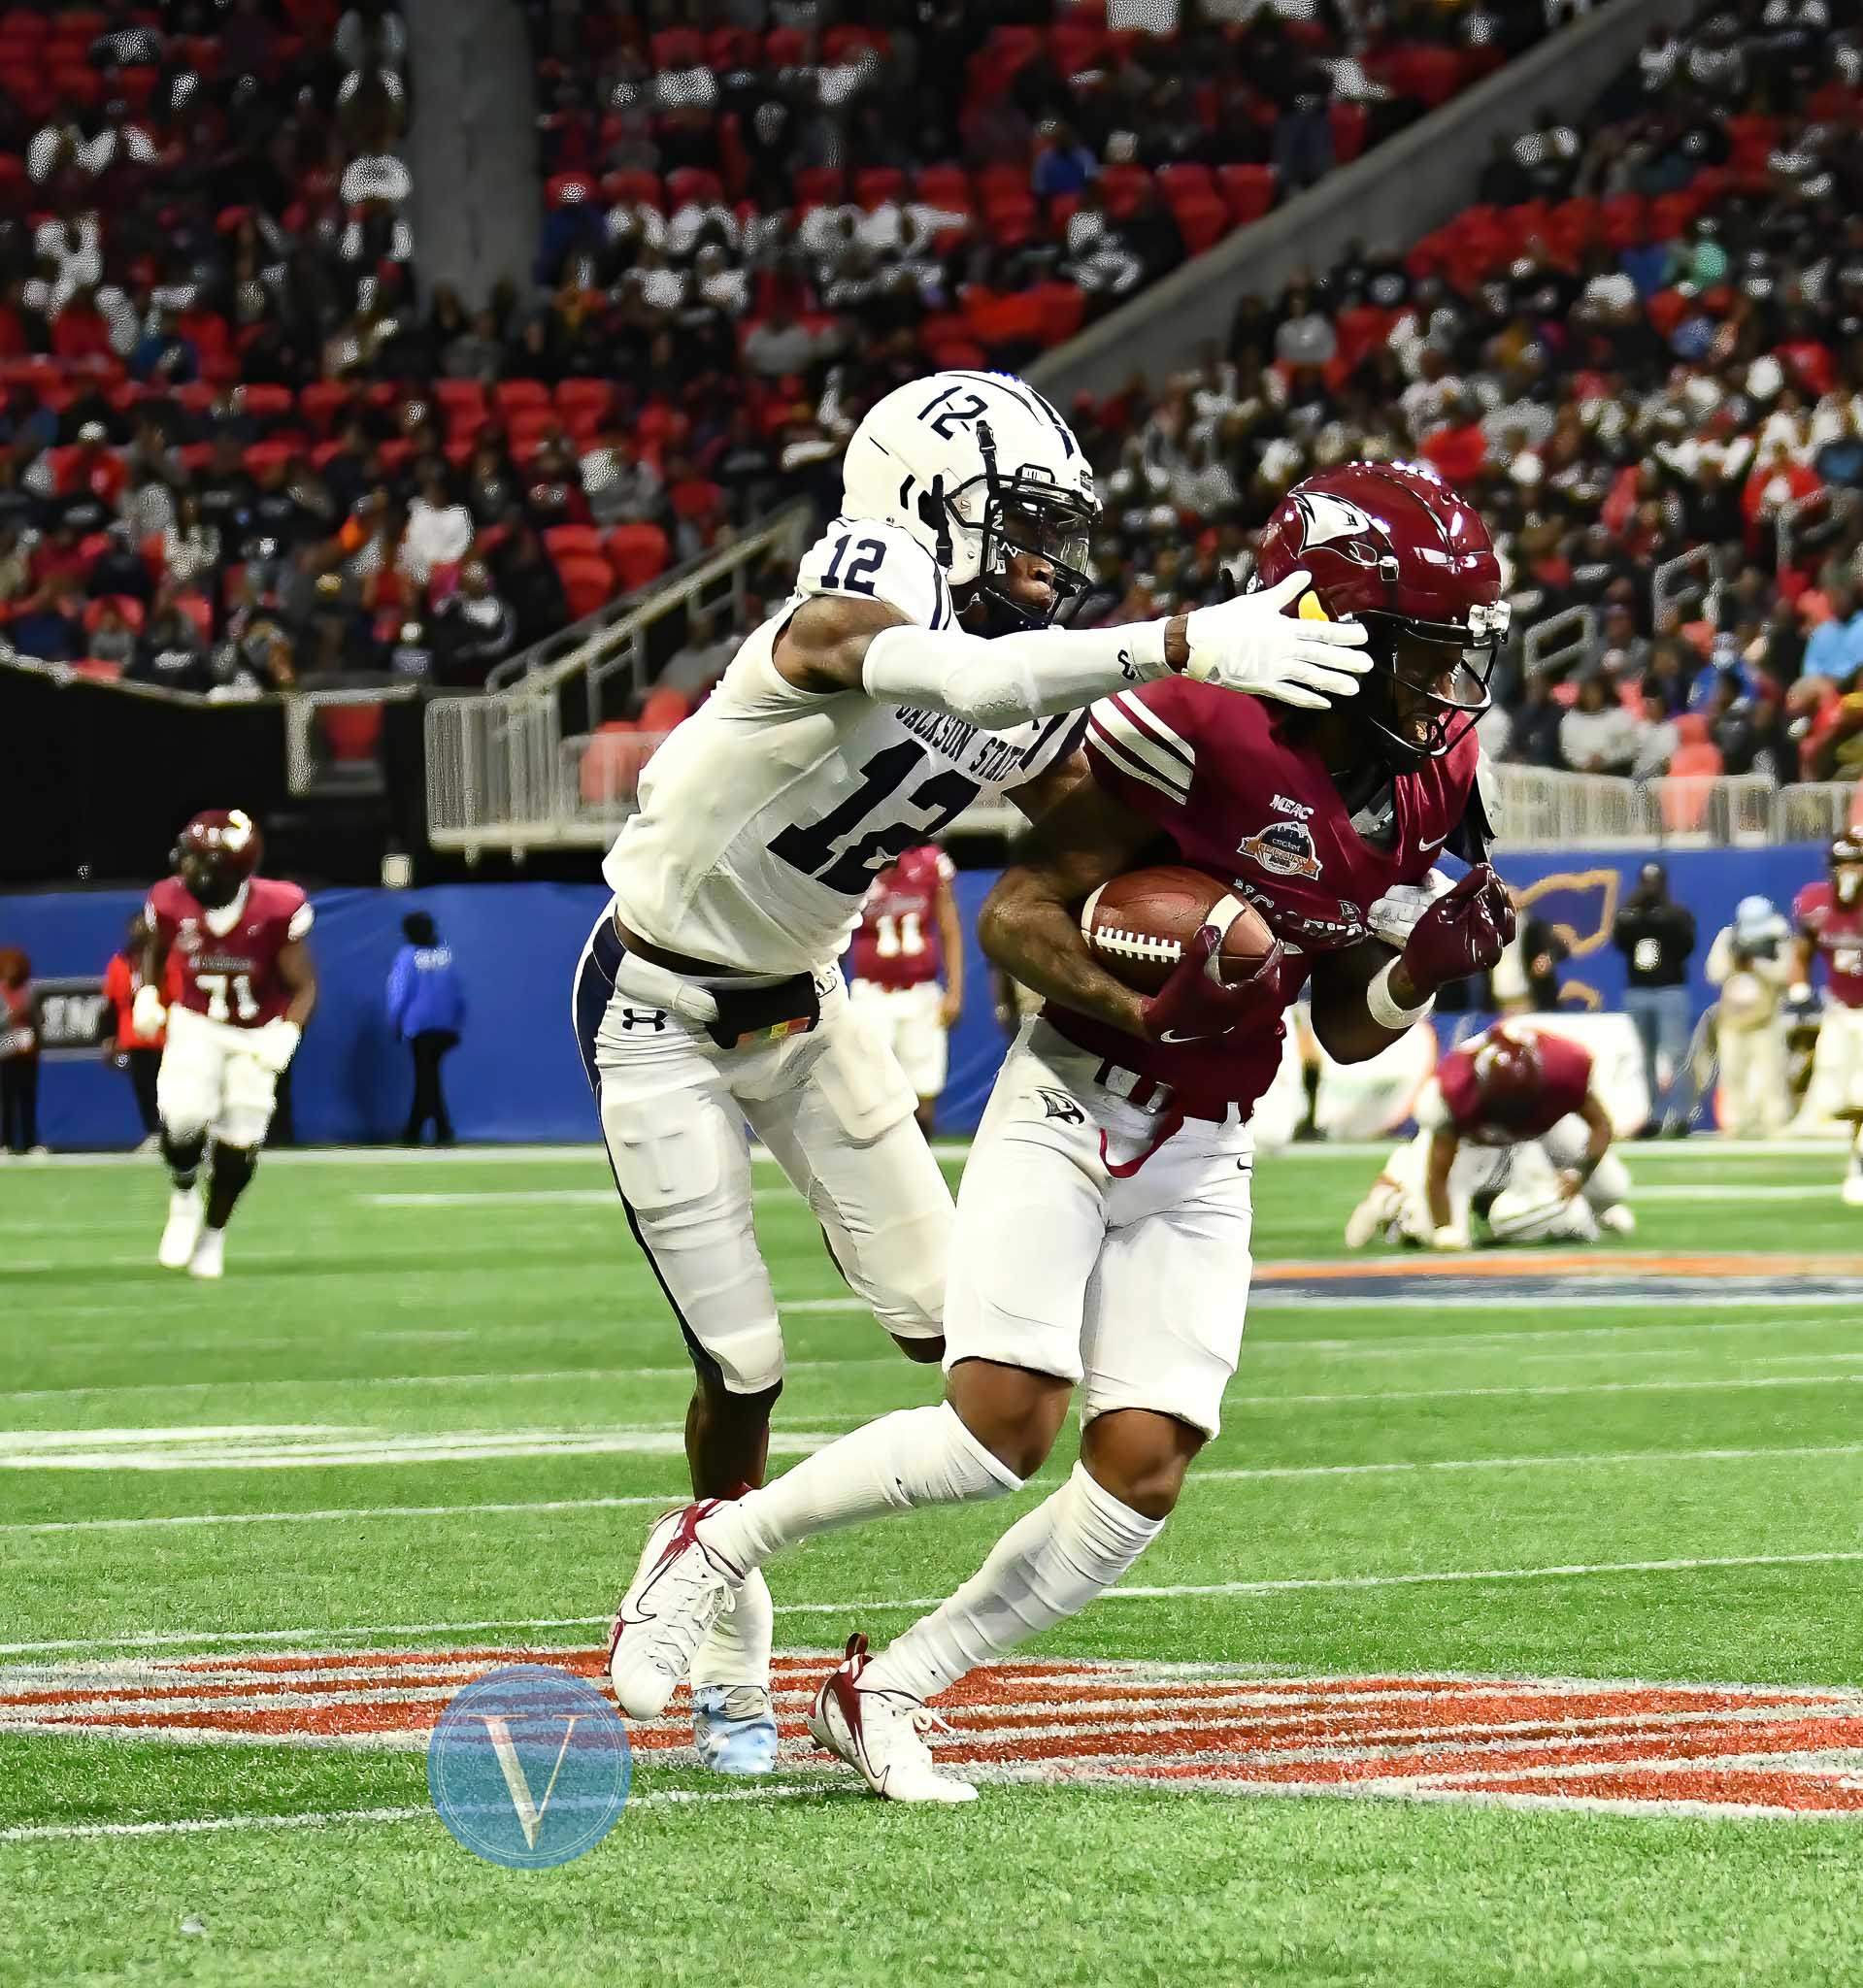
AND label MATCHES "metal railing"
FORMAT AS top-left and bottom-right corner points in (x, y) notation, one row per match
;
(426, 506), (813, 854)
(1493, 766), (1850, 848)
(1650, 543), (1722, 631)
(1777, 485), (1859, 575)
(483, 504), (813, 730)
(1522, 604), (1594, 680)
(283, 681), (419, 796)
